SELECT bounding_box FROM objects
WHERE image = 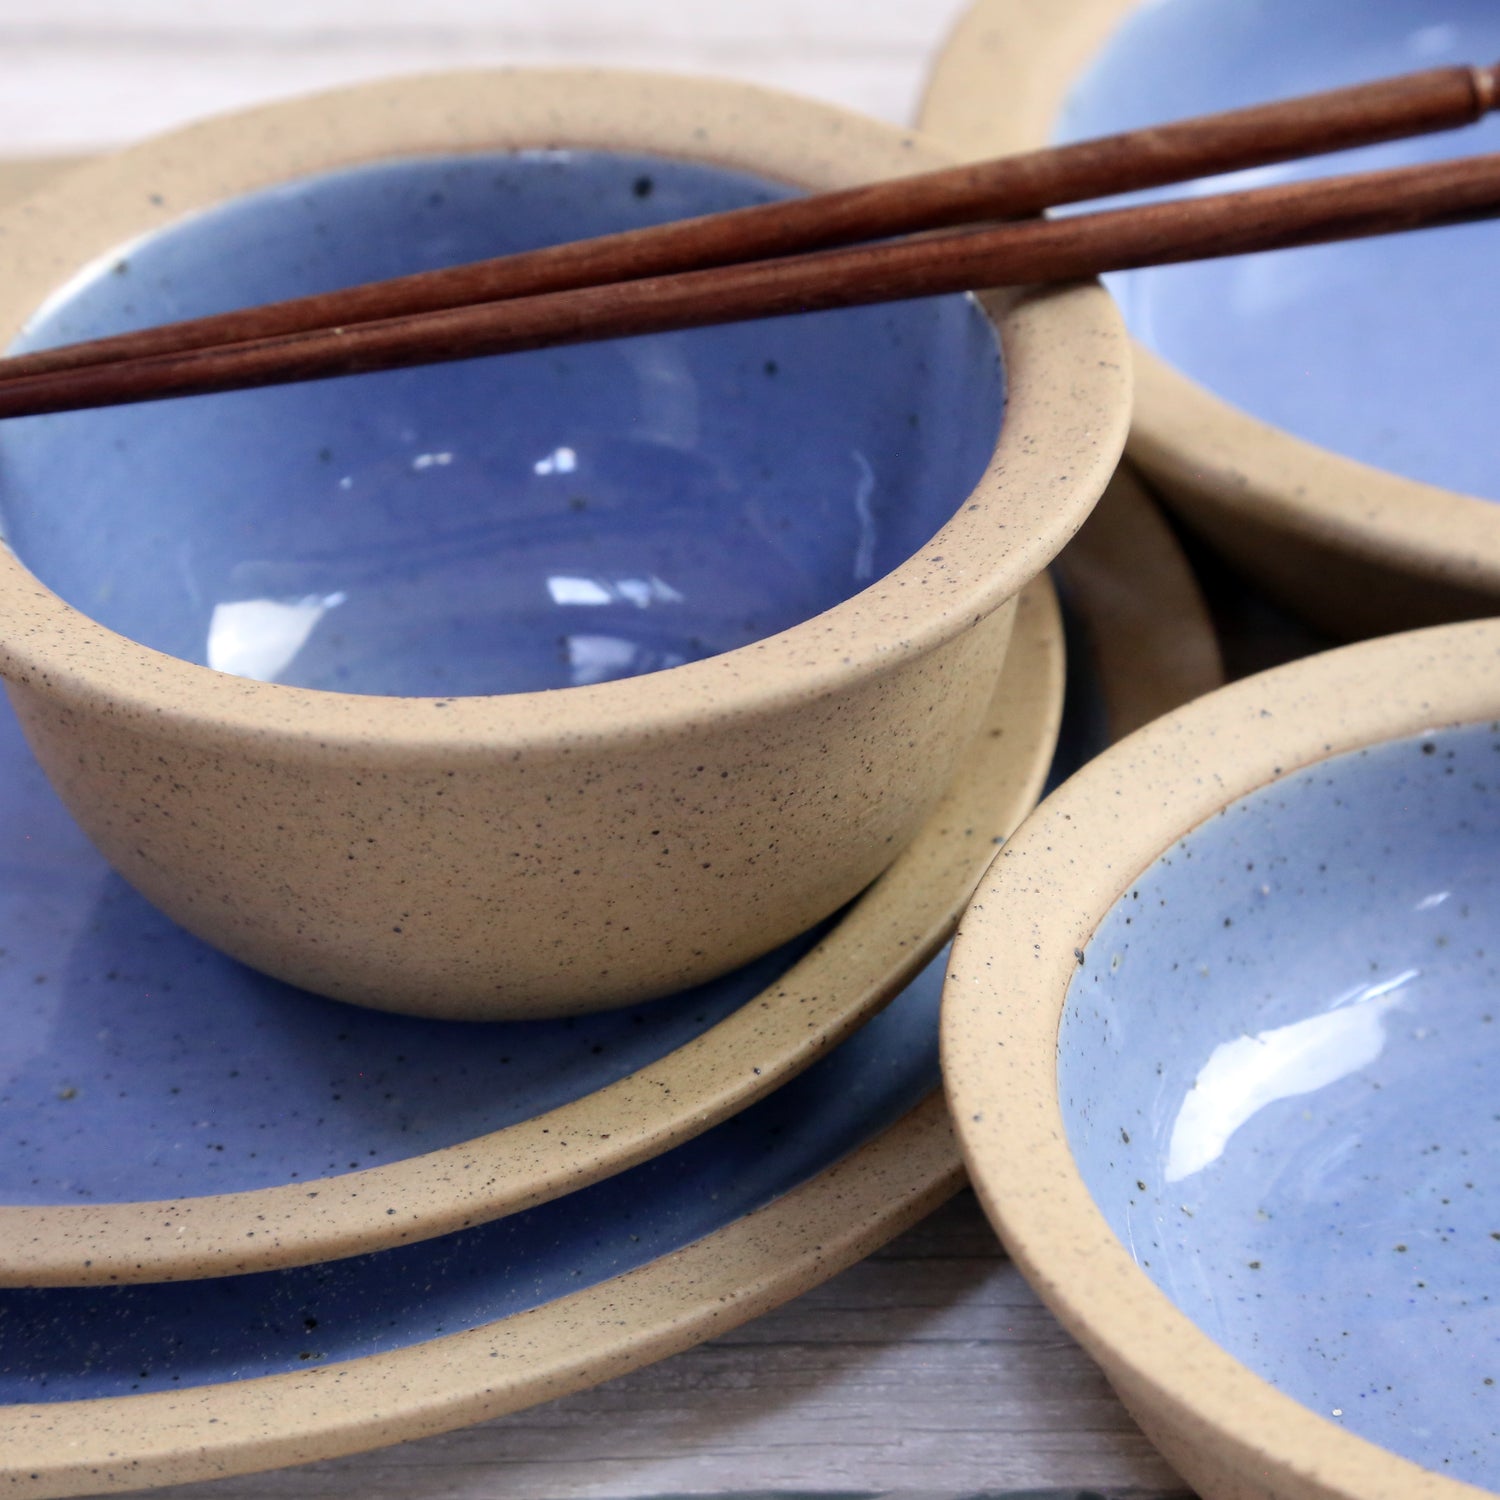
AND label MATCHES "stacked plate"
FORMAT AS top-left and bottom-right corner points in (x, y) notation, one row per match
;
(0, 290), (1220, 1493)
